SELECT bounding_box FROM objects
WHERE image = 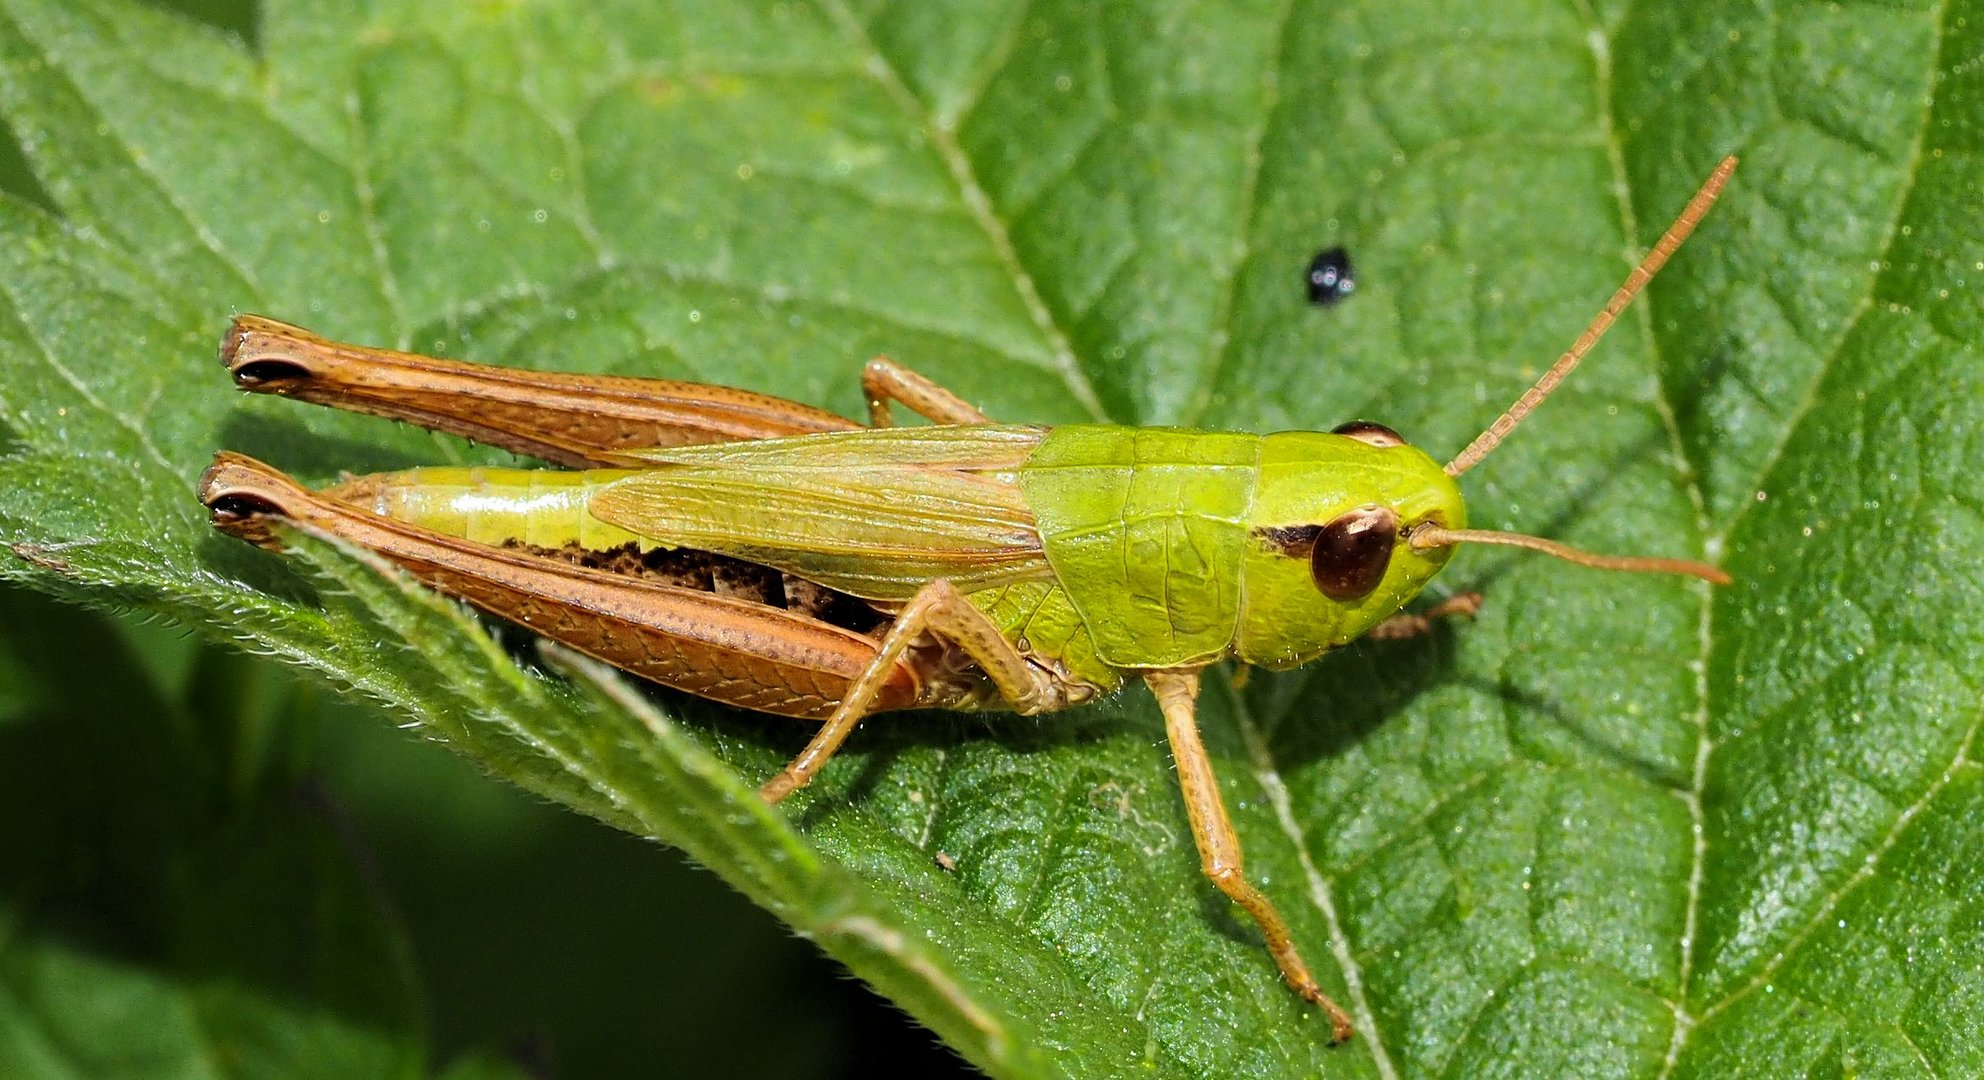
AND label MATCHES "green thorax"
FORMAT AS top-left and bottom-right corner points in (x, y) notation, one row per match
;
(967, 579), (1122, 694)
(1018, 425), (1466, 670)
